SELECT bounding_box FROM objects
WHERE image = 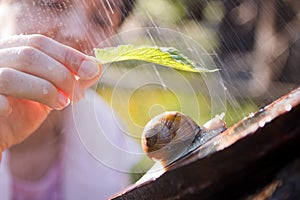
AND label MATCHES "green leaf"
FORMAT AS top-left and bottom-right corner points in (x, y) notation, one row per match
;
(94, 45), (218, 73)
